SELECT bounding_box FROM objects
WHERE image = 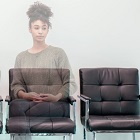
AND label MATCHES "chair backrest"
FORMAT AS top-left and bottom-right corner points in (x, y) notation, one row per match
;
(79, 68), (139, 116)
(9, 68), (70, 118)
